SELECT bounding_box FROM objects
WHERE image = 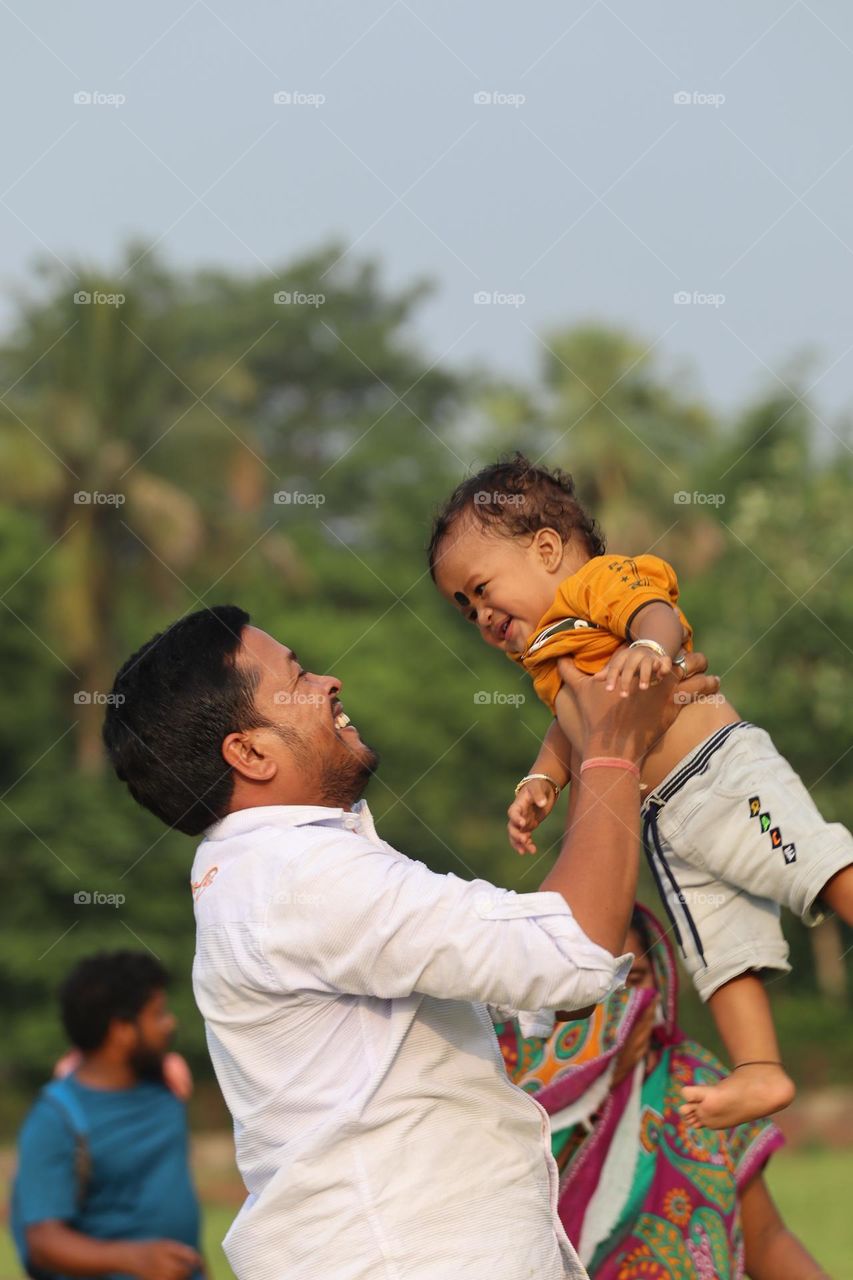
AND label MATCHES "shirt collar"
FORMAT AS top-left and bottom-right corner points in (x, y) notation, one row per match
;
(202, 798), (375, 843)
